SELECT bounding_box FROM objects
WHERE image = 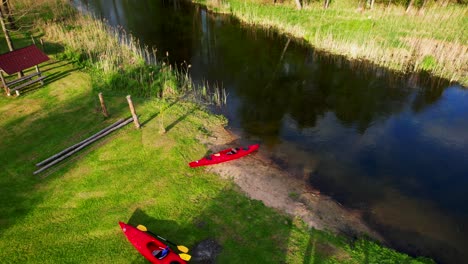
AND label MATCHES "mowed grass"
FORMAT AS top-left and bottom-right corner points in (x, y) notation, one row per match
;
(0, 59), (292, 263)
